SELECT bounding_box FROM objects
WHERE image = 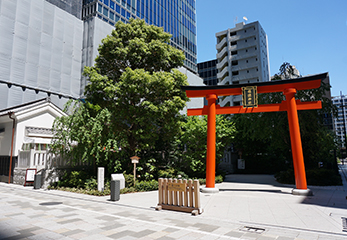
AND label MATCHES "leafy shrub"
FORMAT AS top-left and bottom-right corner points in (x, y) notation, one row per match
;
(57, 171), (89, 188)
(123, 172), (134, 188)
(158, 168), (176, 179)
(215, 175), (224, 183)
(135, 180), (158, 192)
(84, 178), (97, 190)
